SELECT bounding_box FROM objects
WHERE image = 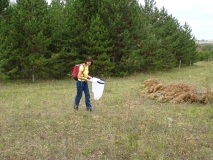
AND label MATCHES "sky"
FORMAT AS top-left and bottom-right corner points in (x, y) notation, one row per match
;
(10, 0), (213, 40)
(138, 0), (213, 40)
